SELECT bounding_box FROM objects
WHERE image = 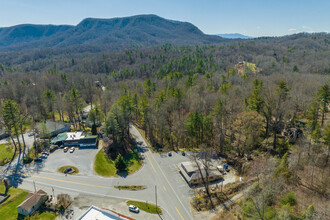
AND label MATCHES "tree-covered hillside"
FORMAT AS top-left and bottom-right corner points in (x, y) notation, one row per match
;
(0, 32), (329, 219)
